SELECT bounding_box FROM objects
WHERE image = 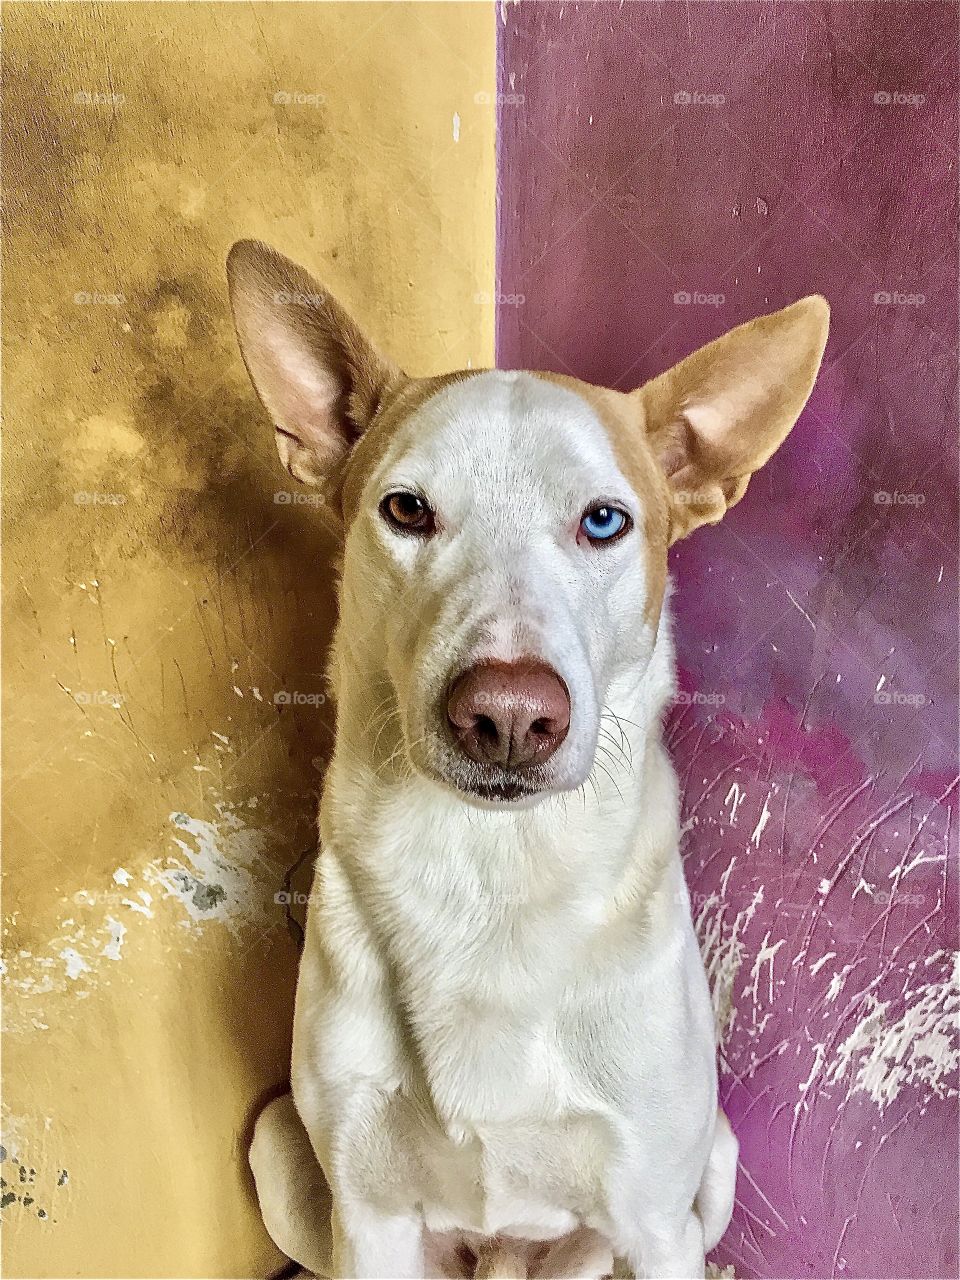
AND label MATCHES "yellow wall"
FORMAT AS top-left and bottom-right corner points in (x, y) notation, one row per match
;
(2, 4), (495, 1275)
